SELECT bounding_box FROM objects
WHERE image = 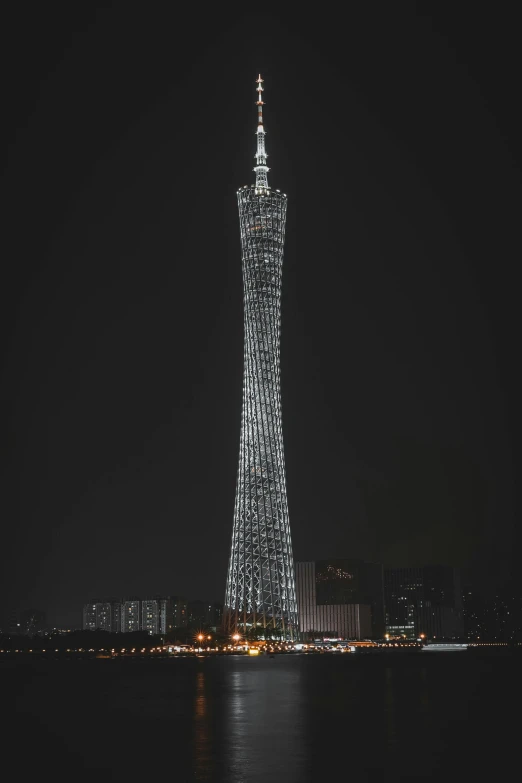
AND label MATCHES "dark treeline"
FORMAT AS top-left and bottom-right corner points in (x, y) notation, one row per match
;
(1, 624), (293, 650)
(0, 628), (190, 651)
